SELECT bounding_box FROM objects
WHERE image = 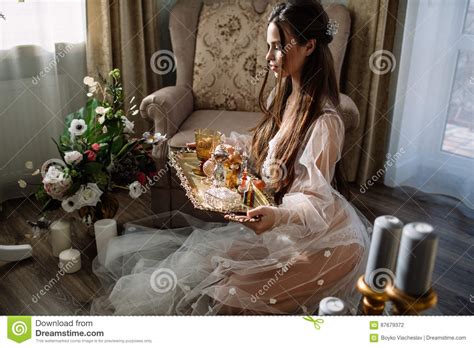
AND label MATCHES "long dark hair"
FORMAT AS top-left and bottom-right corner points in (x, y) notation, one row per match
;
(251, 0), (342, 203)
